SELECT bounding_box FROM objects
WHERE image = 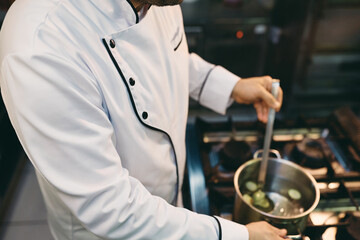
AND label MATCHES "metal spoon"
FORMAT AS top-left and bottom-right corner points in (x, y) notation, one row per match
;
(258, 81), (280, 188)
